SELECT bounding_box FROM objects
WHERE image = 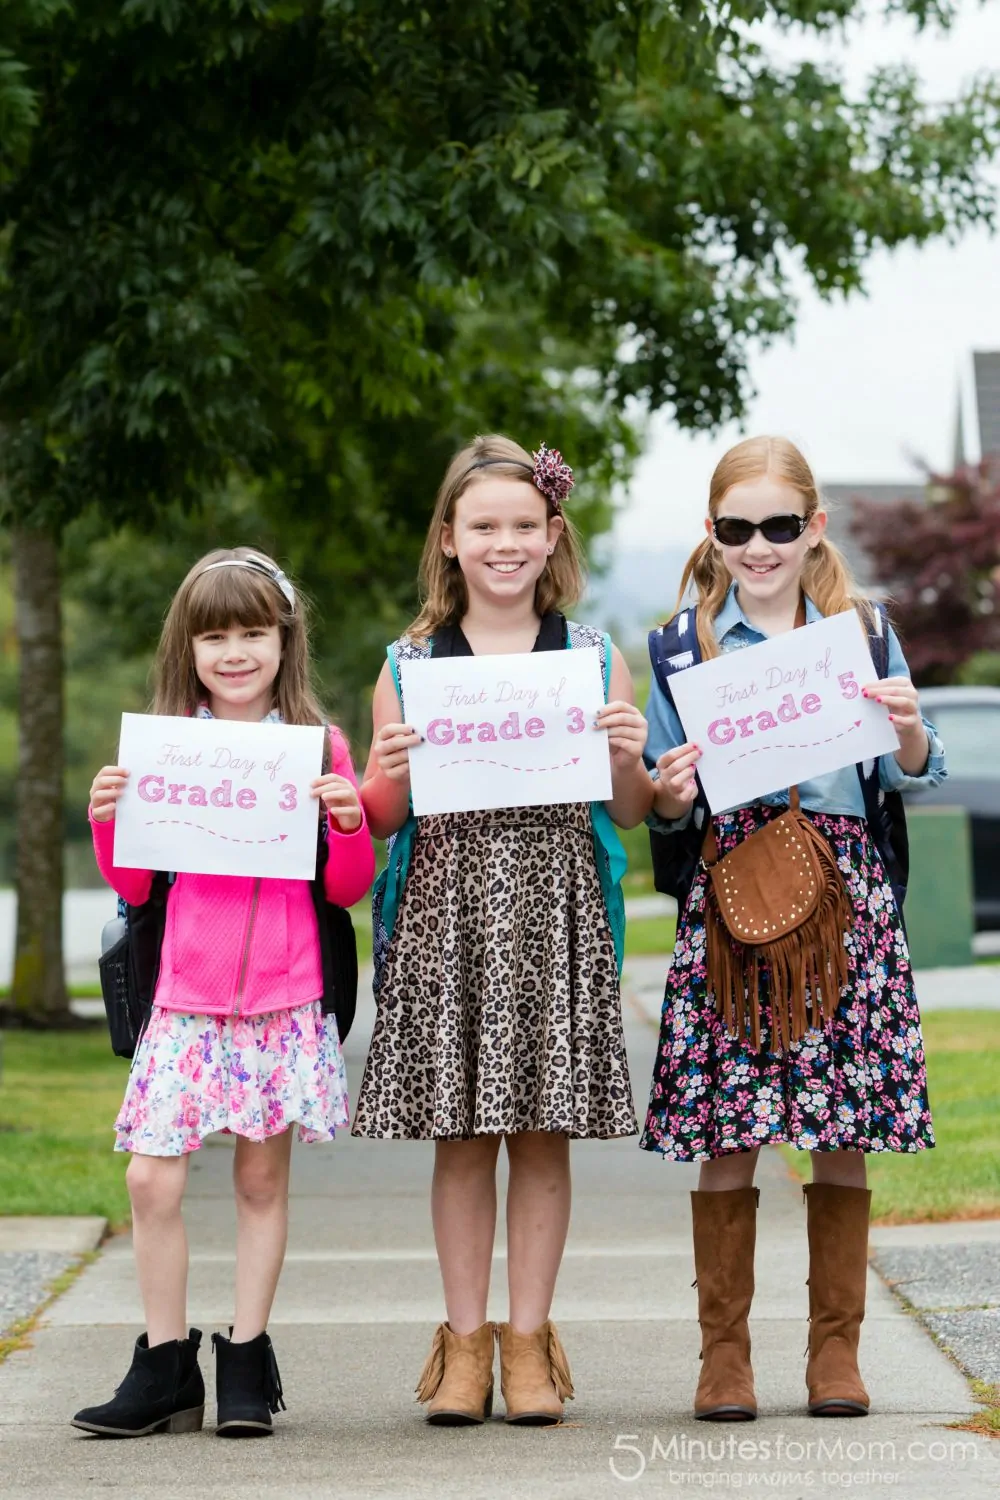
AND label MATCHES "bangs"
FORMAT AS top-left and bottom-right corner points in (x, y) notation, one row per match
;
(184, 567), (283, 636)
